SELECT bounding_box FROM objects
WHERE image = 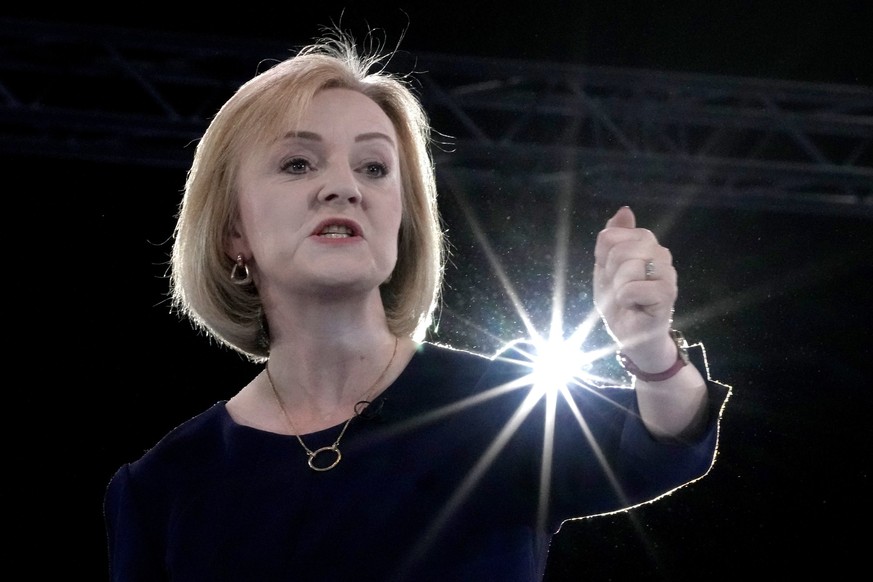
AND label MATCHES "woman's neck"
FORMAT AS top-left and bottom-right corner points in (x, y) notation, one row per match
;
(262, 288), (399, 413)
